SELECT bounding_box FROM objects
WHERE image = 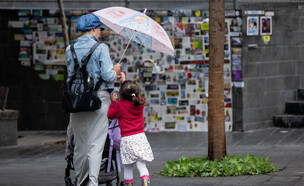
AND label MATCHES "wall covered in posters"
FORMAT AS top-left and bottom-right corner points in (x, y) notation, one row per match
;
(9, 9), (243, 132)
(102, 9), (242, 132)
